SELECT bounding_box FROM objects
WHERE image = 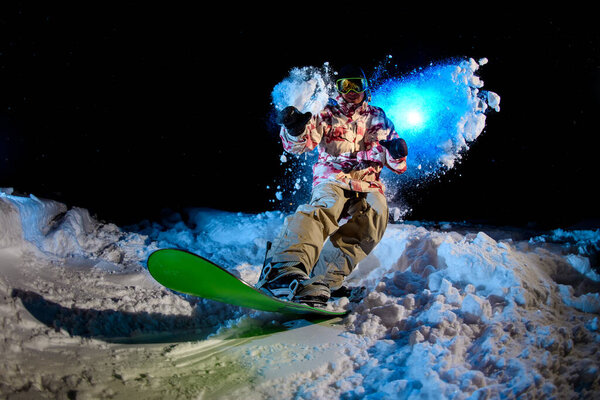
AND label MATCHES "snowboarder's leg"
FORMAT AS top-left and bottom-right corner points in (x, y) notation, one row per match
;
(267, 182), (348, 271)
(312, 190), (388, 290)
(257, 183), (347, 302)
